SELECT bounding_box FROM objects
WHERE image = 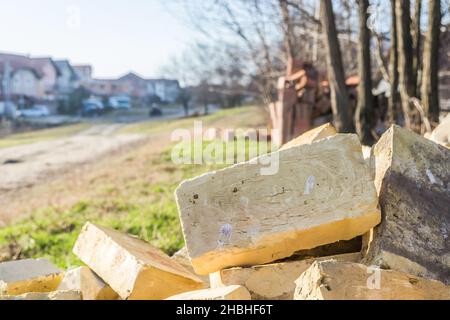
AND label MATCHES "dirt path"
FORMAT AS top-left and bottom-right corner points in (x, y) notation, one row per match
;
(0, 124), (145, 193)
(0, 106), (266, 225)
